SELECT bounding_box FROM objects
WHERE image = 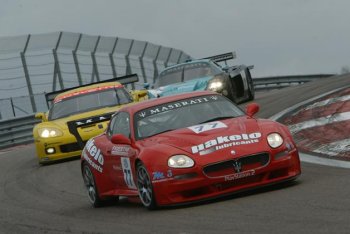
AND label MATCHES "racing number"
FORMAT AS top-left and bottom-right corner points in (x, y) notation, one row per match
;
(189, 121), (227, 134)
(194, 122), (218, 133)
(121, 157), (136, 189)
